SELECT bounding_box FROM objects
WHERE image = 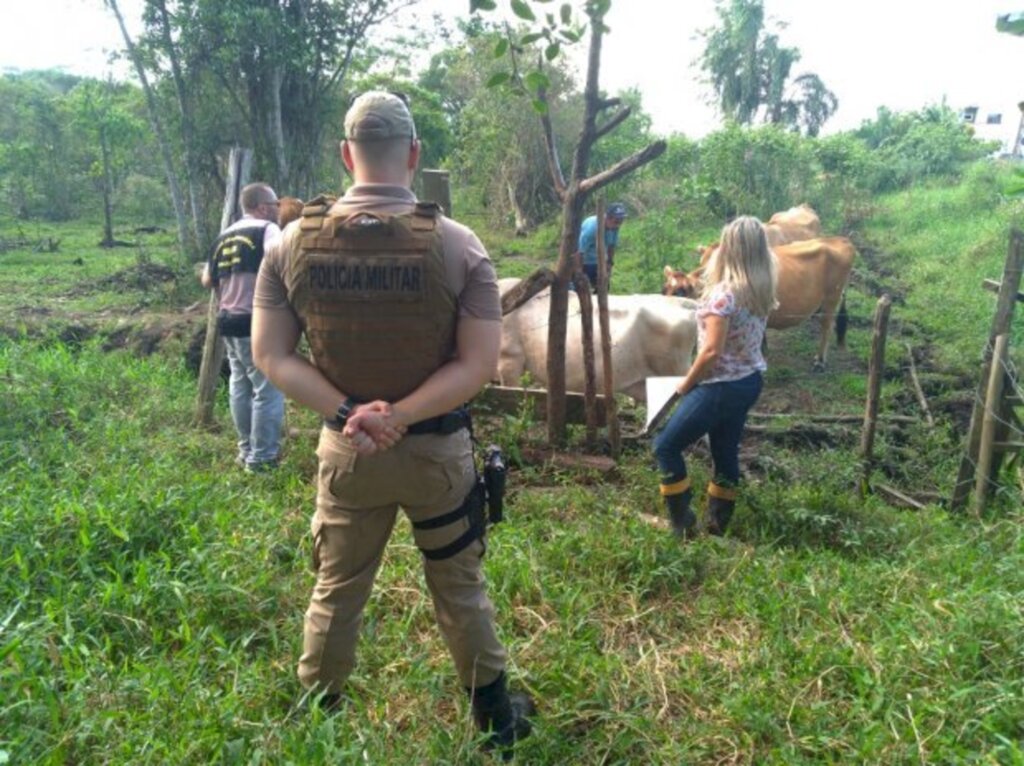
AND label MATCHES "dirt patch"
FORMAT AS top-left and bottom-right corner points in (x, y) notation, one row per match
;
(93, 262), (178, 292)
(848, 235), (911, 305)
